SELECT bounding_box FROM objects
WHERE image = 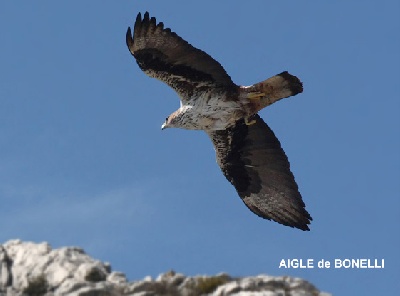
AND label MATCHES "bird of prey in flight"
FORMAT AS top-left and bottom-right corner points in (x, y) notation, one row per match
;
(126, 12), (312, 230)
